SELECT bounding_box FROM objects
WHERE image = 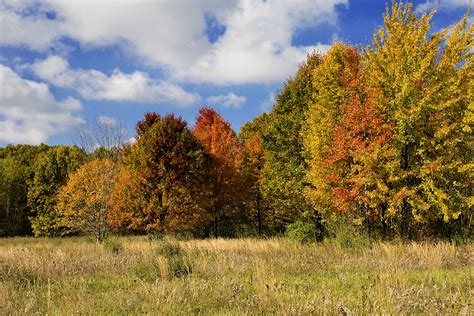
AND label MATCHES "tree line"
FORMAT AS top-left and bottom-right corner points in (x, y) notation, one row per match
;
(0, 3), (472, 241)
